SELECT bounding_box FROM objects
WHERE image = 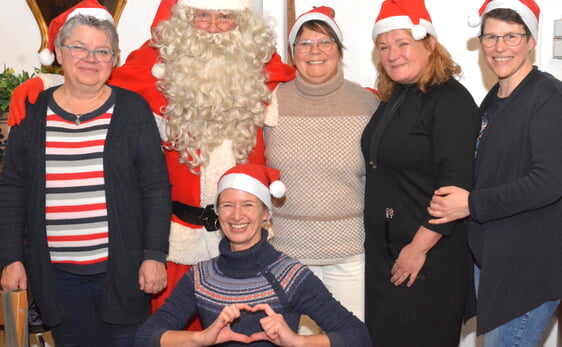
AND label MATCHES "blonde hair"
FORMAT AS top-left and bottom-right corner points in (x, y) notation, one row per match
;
(151, 6), (275, 171)
(375, 31), (462, 101)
